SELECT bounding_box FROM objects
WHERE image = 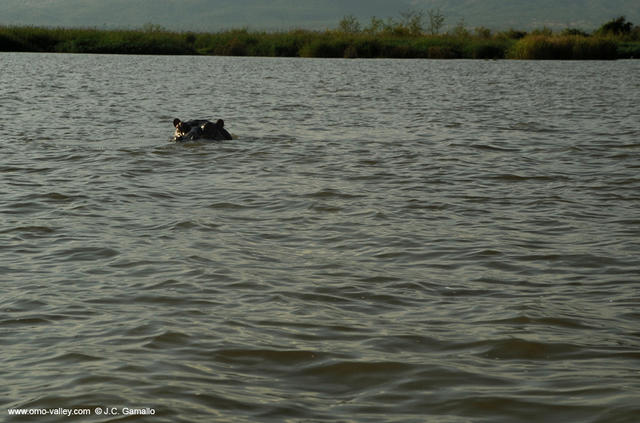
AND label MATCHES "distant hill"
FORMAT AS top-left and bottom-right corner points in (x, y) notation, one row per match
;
(2, 0), (638, 32)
